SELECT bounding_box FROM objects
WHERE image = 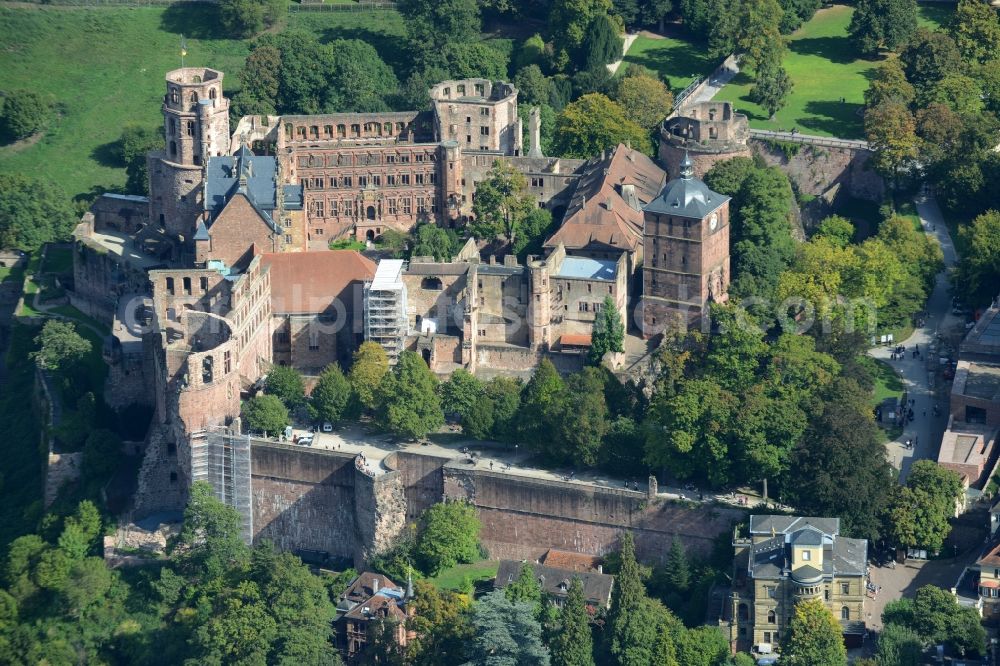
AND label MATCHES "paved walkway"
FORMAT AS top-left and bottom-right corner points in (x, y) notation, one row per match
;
(867, 194), (960, 482)
(286, 423), (760, 509)
(748, 128), (869, 150)
(688, 59), (739, 105)
(607, 33), (639, 75)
